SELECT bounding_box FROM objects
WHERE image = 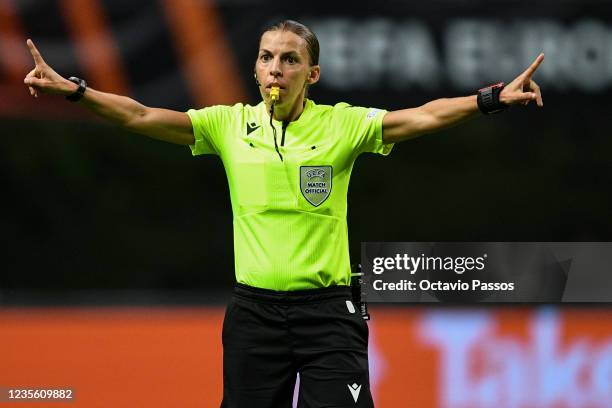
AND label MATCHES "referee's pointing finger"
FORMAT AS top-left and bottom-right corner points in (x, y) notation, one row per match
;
(522, 53), (544, 79)
(27, 39), (46, 66)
